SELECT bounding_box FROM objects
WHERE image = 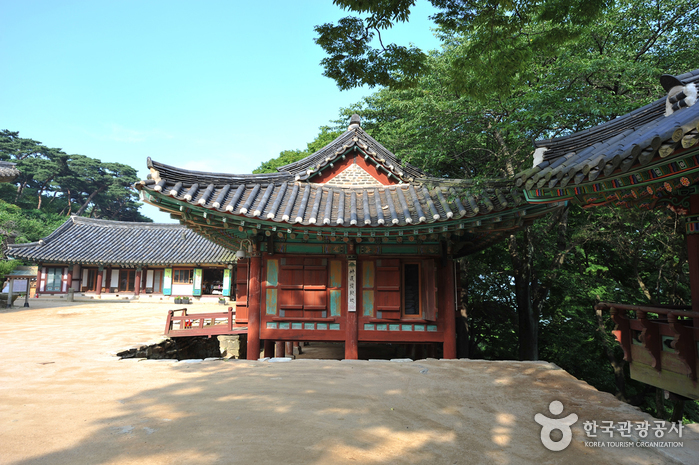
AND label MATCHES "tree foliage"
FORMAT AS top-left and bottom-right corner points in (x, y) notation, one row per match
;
(253, 126), (343, 174)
